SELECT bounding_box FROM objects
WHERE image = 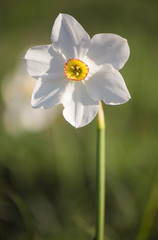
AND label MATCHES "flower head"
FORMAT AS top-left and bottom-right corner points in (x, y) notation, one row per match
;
(2, 61), (58, 135)
(25, 13), (131, 128)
